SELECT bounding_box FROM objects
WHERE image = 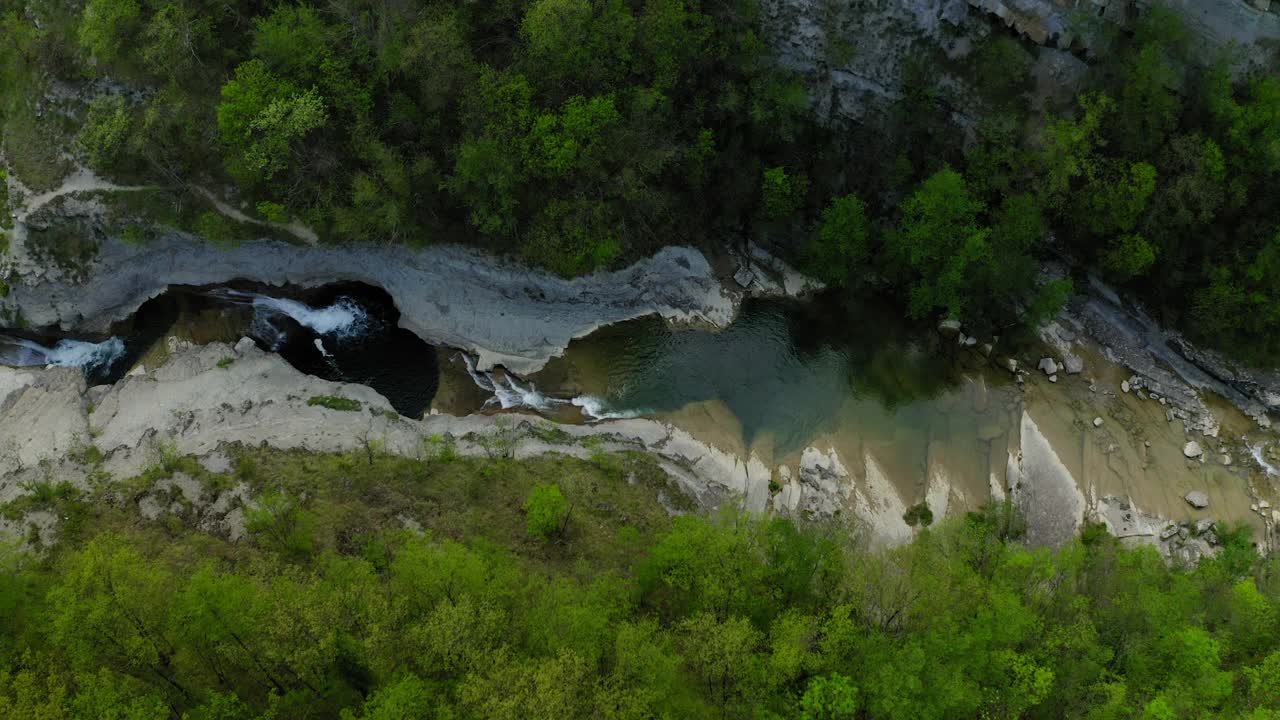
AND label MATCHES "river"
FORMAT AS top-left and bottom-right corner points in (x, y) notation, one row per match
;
(1, 280), (1277, 551)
